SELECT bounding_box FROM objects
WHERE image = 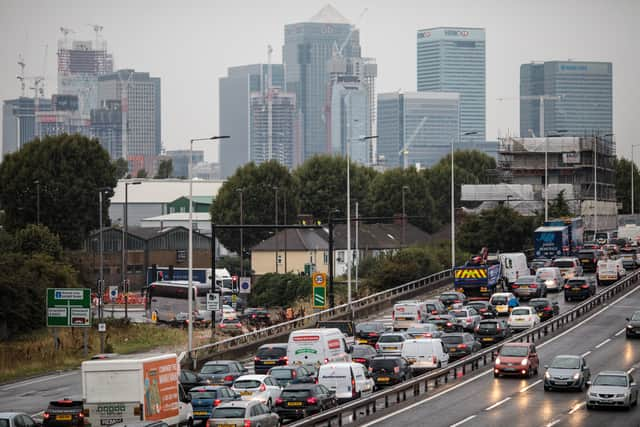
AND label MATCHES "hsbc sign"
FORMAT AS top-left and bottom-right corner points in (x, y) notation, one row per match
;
(445, 30), (469, 37)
